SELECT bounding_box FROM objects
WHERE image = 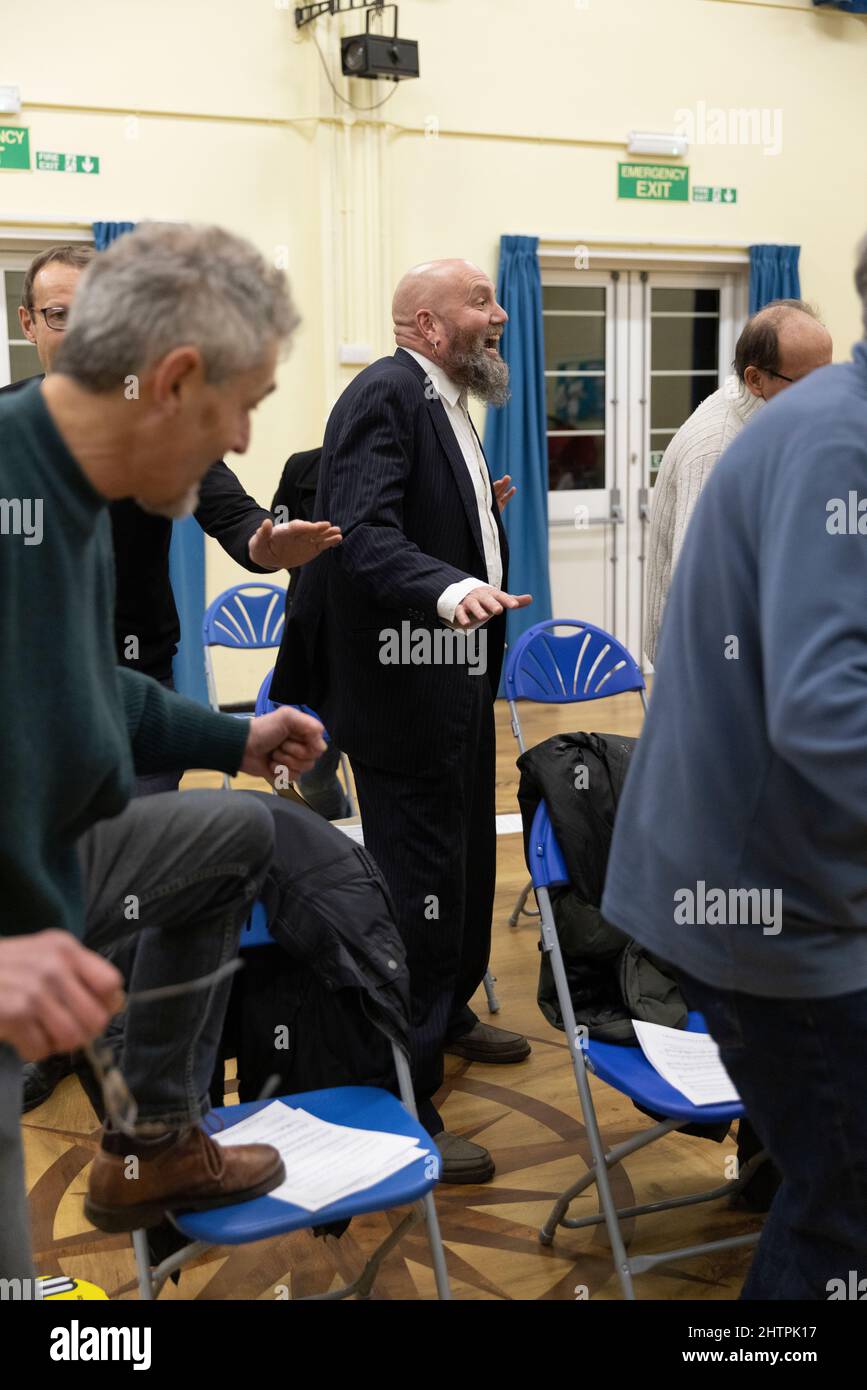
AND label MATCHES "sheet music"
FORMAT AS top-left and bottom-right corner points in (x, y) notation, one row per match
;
(213, 1101), (429, 1211)
(632, 1021), (740, 1107)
